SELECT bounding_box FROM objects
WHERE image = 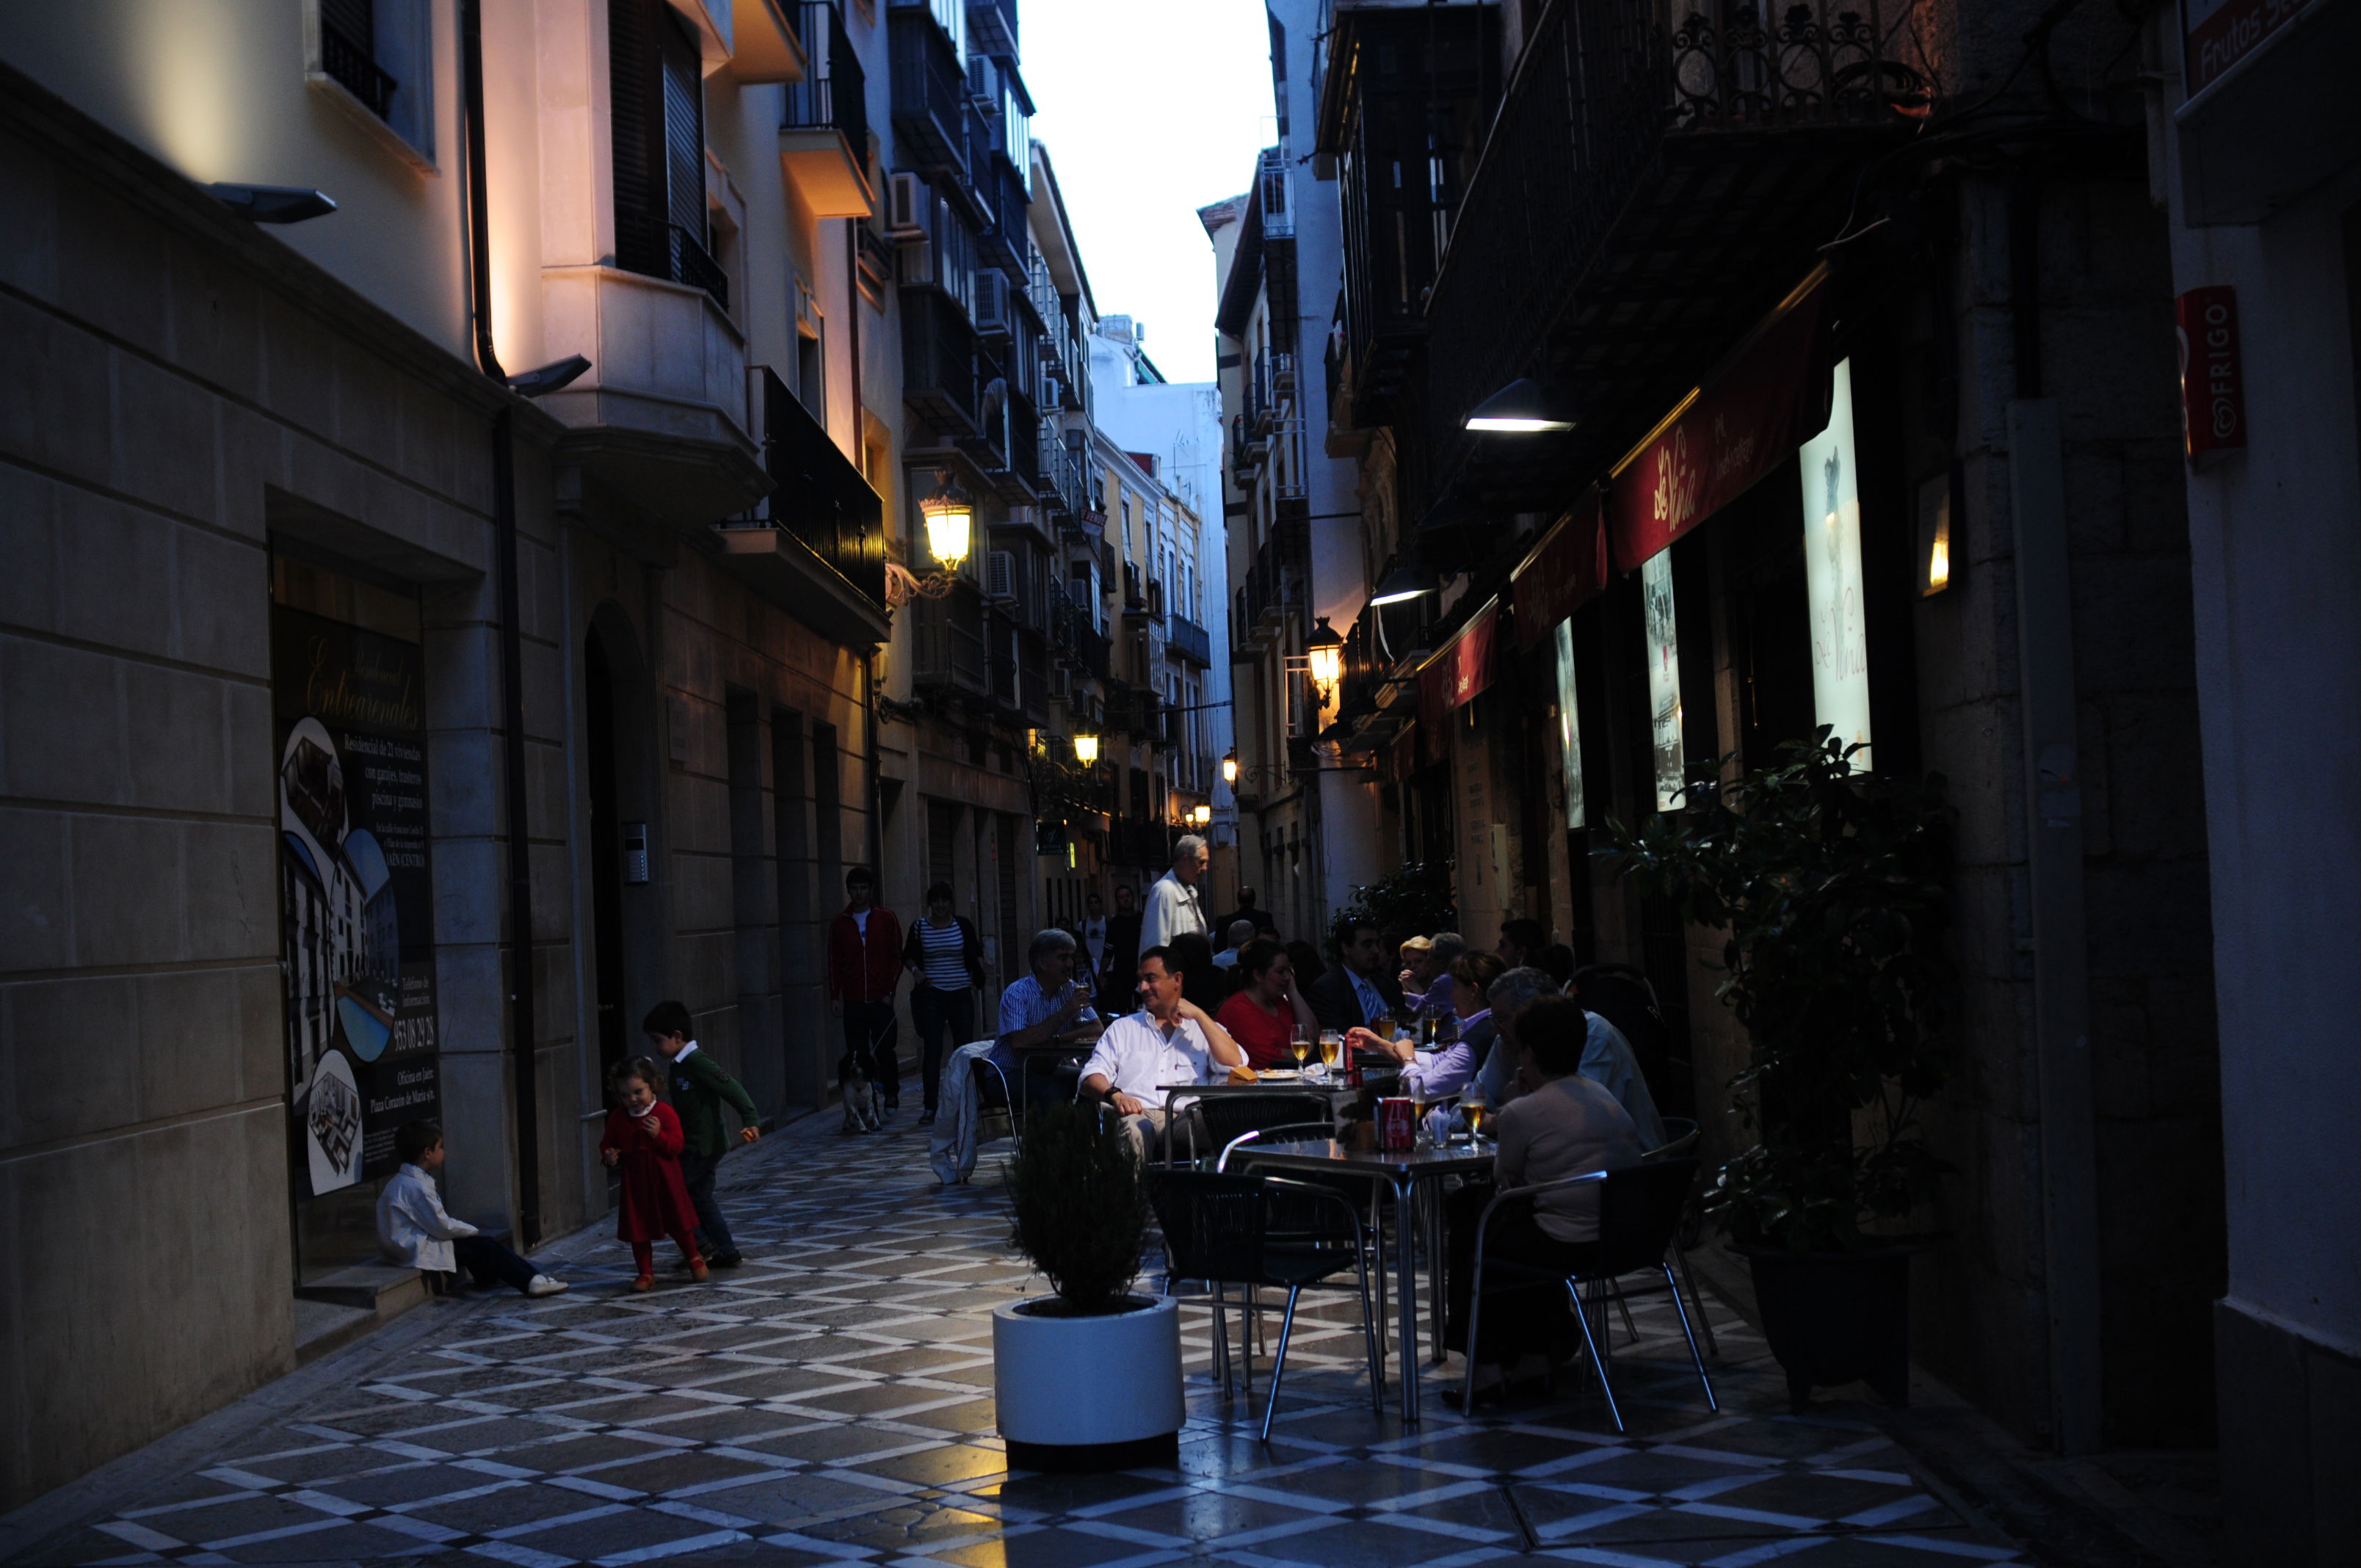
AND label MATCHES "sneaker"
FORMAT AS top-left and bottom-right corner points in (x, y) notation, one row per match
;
(525, 1274), (569, 1298)
(709, 1252), (744, 1268)
(917, 1109), (938, 1128)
